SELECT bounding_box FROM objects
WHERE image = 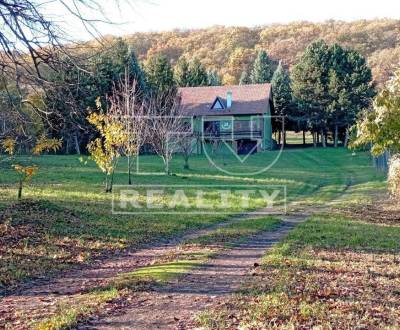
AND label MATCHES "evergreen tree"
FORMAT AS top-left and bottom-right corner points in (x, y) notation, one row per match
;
(271, 62), (292, 145)
(207, 70), (222, 86)
(292, 40), (374, 147)
(239, 70), (251, 85)
(126, 46), (147, 94)
(188, 59), (208, 86)
(327, 44), (375, 146)
(250, 50), (274, 84)
(145, 54), (176, 94)
(174, 57), (191, 87)
(44, 39), (147, 154)
(94, 39), (147, 100)
(291, 40), (332, 147)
